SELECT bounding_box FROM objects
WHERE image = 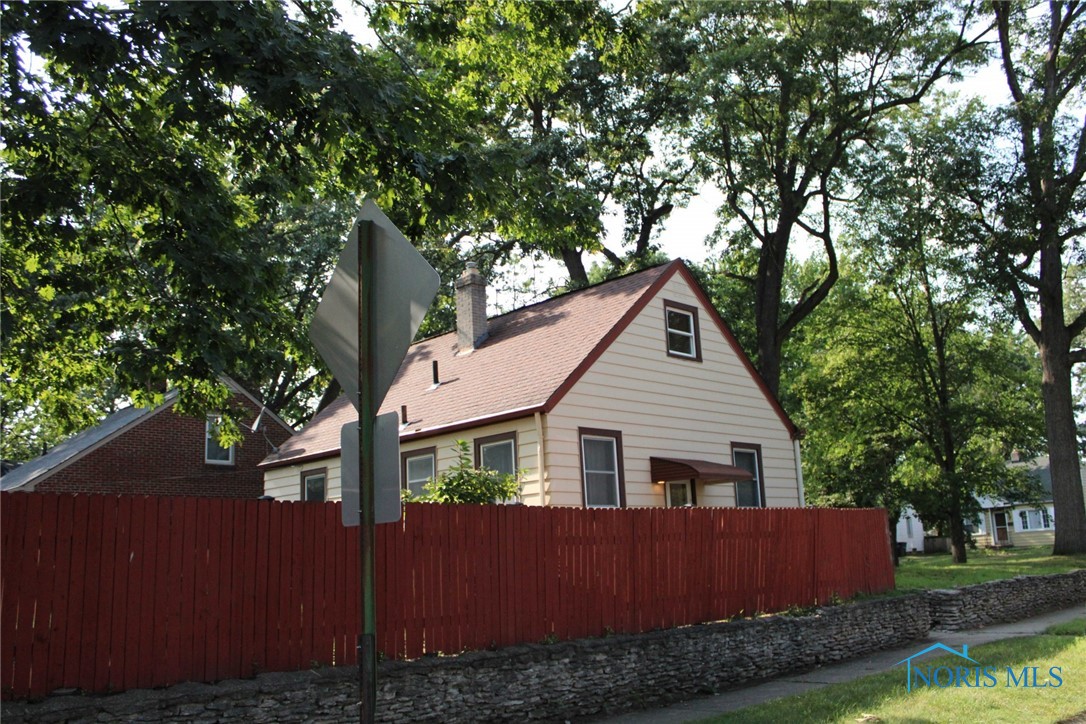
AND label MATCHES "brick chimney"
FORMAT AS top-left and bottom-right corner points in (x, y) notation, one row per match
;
(455, 262), (488, 352)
